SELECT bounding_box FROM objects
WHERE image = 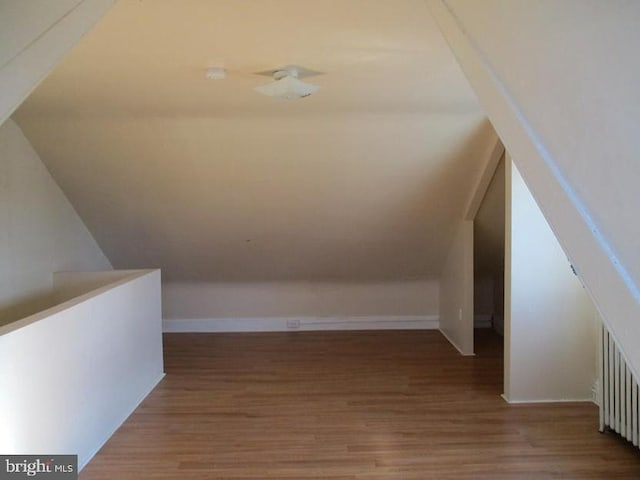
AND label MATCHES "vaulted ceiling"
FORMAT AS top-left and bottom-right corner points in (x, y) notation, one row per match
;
(13, 0), (493, 282)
